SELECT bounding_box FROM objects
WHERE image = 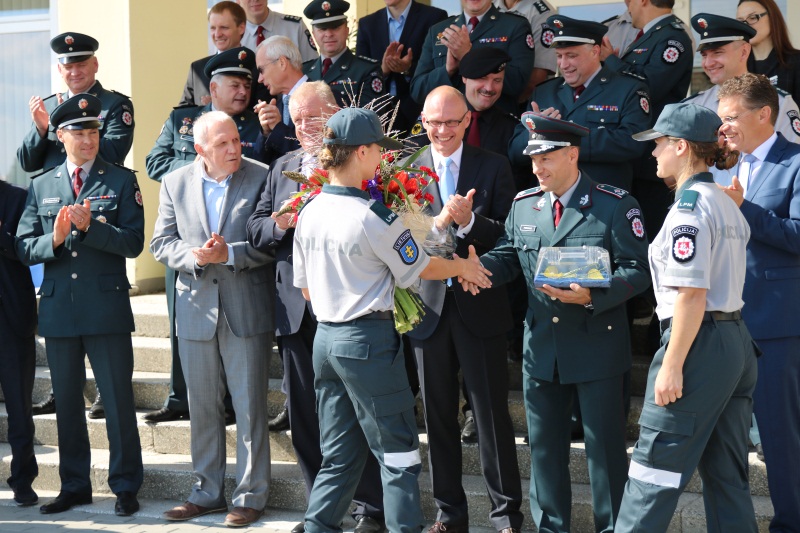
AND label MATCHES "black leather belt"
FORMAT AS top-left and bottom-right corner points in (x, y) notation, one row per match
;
(360, 310), (394, 320)
(660, 310), (741, 330)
